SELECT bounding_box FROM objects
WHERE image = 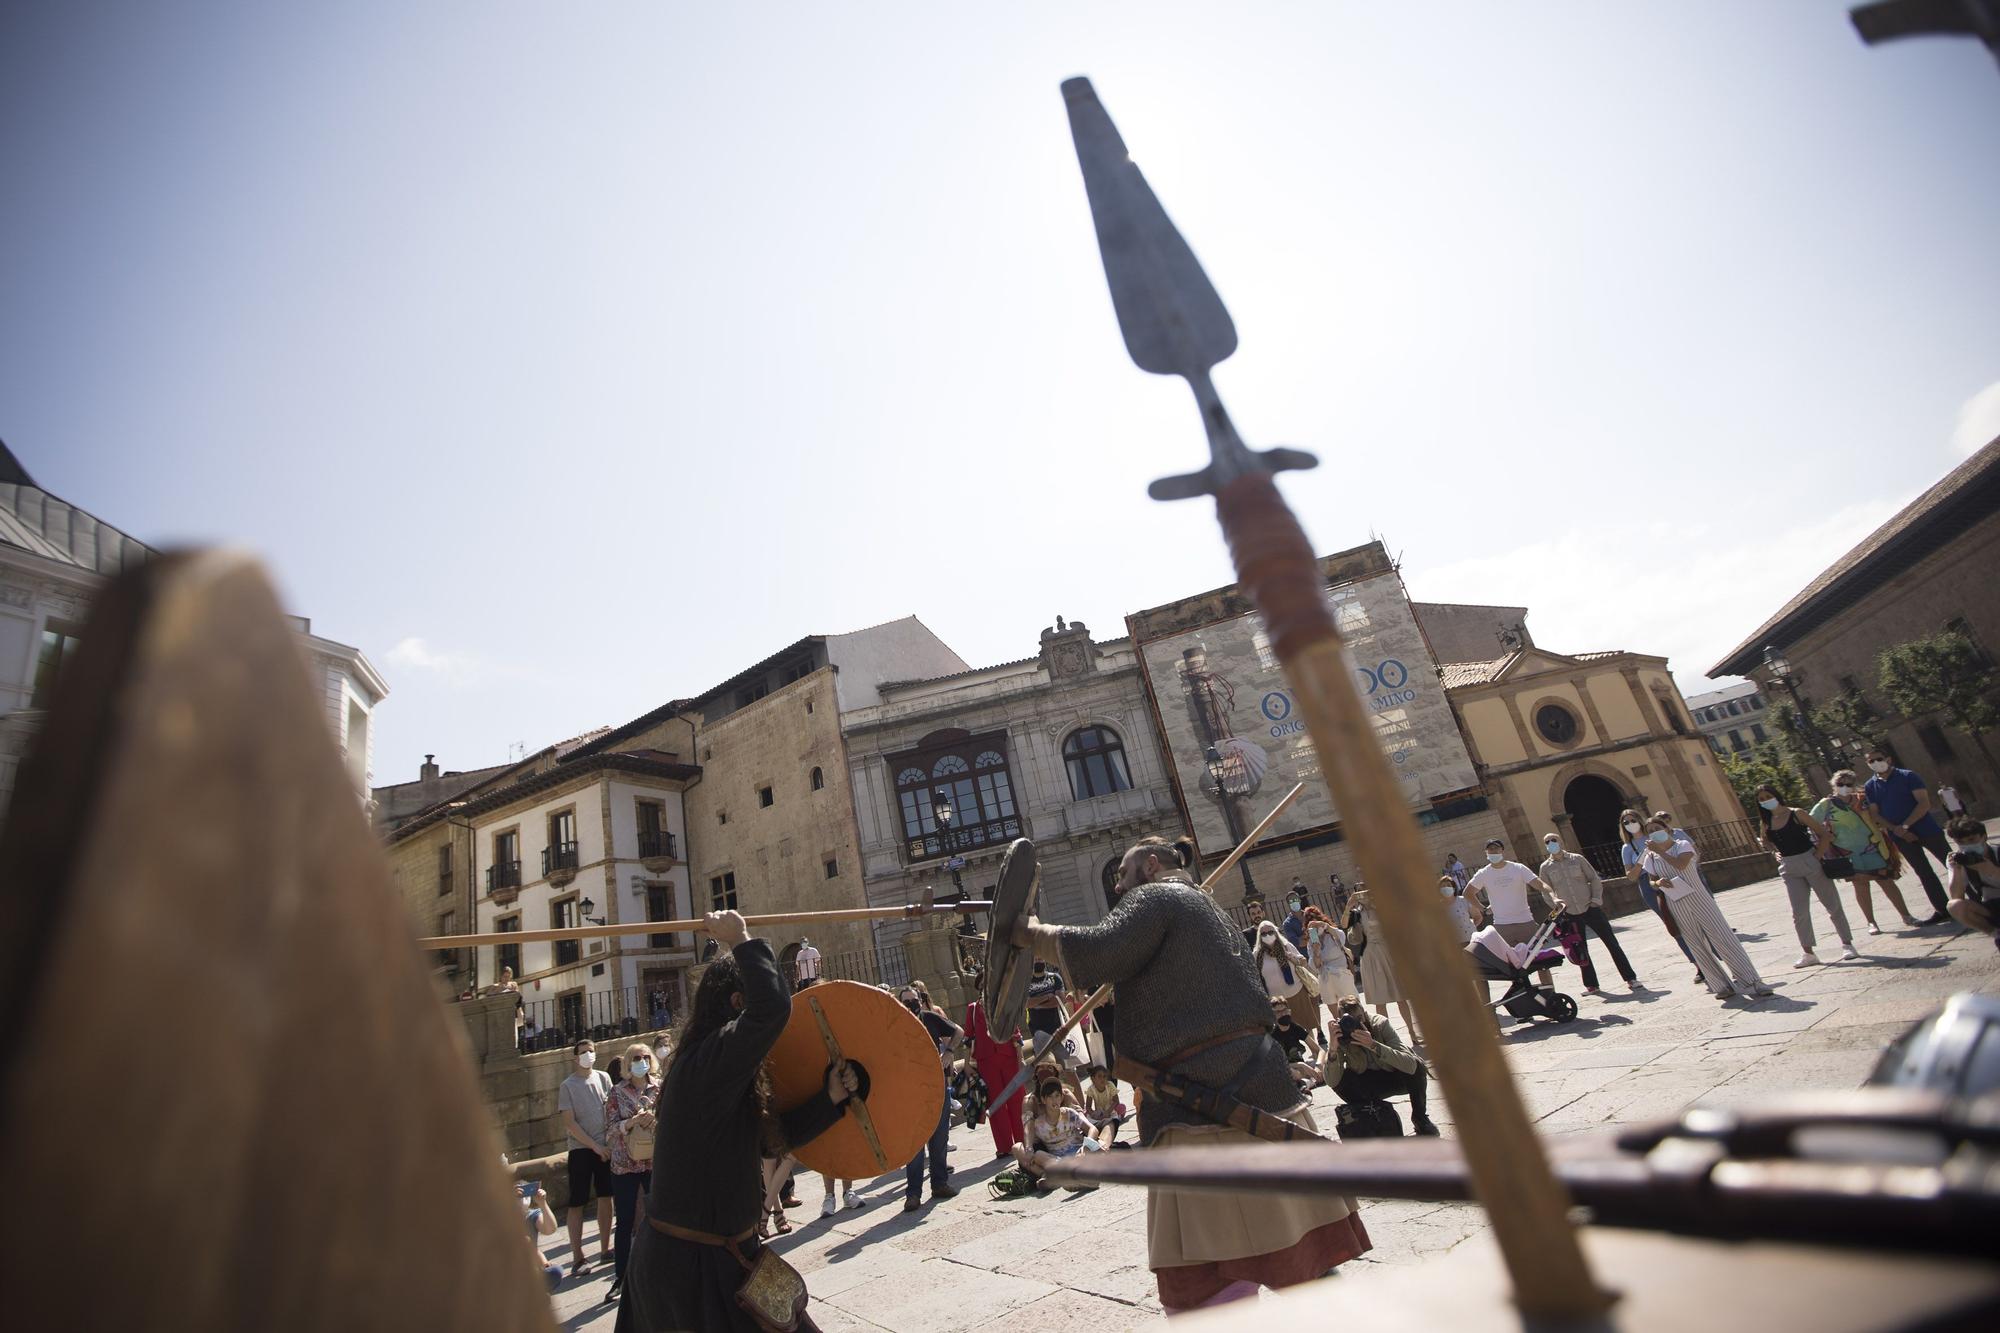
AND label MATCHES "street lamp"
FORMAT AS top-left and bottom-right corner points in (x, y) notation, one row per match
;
(1202, 746), (1260, 900)
(579, 896), (607, 927)
(1763, 644), (1837, 776)
(932, 788), (968, 902)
